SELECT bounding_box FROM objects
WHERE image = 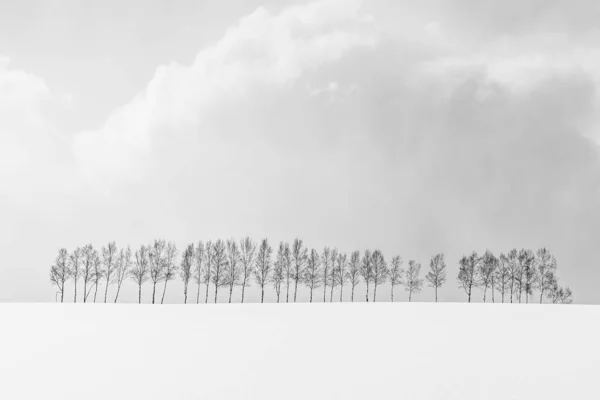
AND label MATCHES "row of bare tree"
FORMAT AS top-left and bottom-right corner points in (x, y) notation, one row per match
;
(49, 238), (573, 304)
